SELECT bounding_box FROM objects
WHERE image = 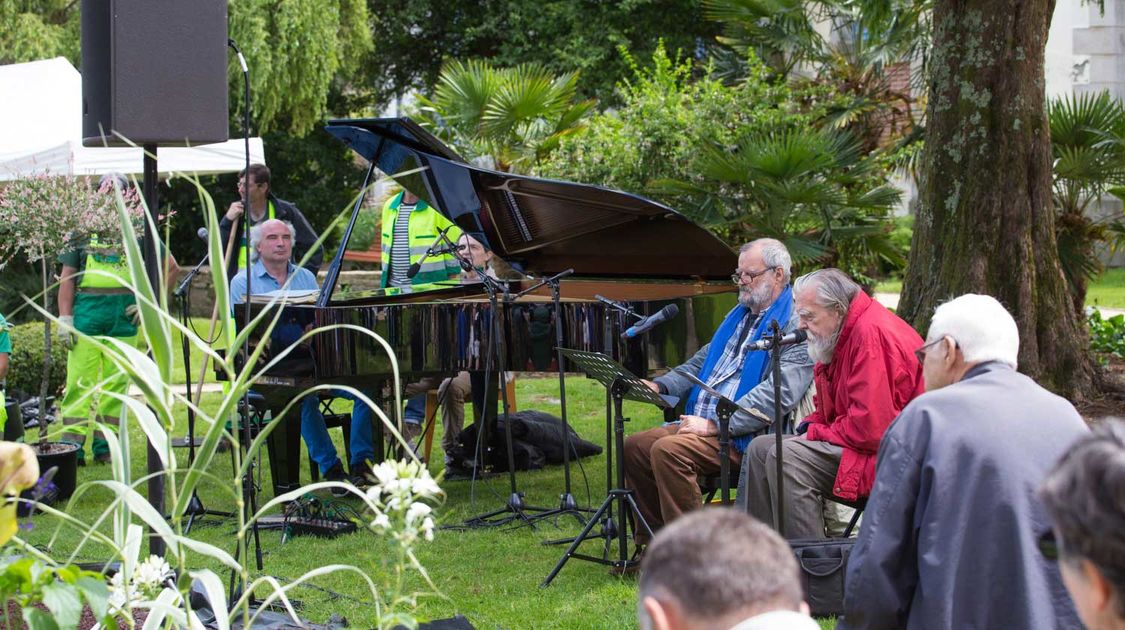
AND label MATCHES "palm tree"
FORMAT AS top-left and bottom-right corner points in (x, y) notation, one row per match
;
(654, 126), (903, 281)
(1049, 91), (1125, 312)
(415, 60), (596, 173)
